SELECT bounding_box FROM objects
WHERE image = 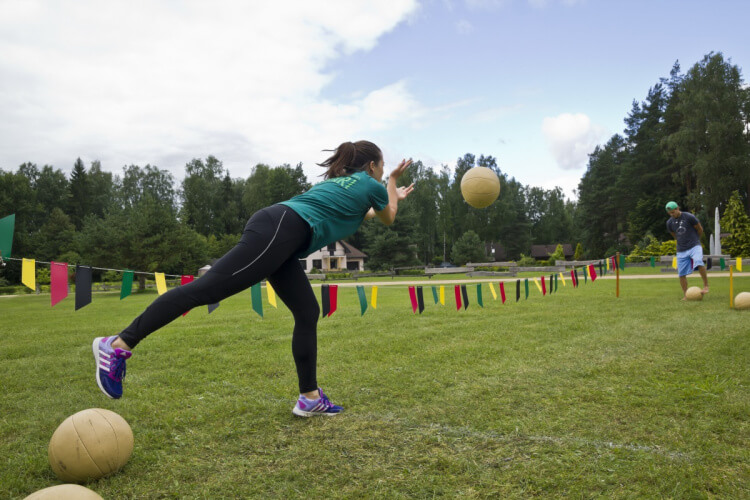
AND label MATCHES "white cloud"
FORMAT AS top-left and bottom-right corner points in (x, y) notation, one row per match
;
(541, 113), (606, 171)
(0, 1), (419, 179)
(456, 19), (474, 35)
